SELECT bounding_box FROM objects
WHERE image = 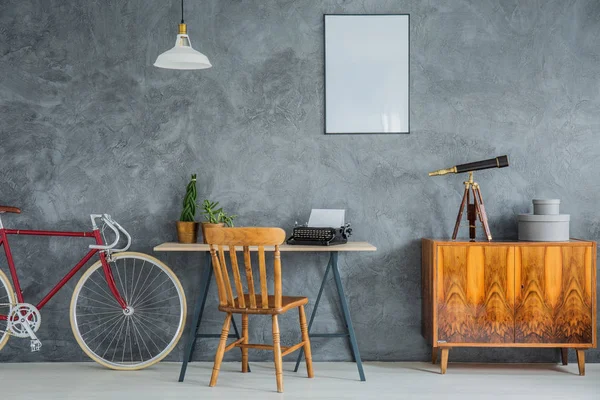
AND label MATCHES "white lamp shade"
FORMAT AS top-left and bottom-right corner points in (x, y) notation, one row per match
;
(154, 34), (212, 70)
